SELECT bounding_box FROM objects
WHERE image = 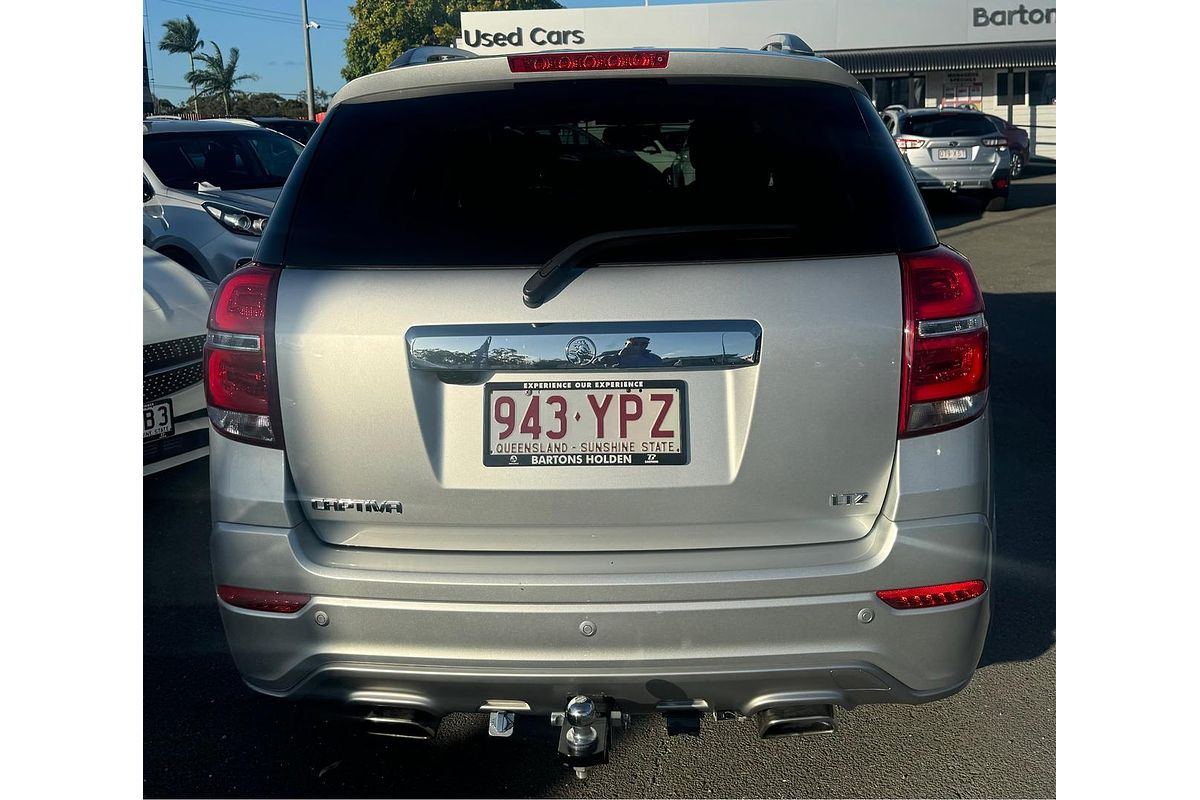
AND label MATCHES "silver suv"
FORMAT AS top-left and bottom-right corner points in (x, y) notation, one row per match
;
(883, 107), (1012, 210)
(143, 119), (303, 280)
(205, 43), (992, 773)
